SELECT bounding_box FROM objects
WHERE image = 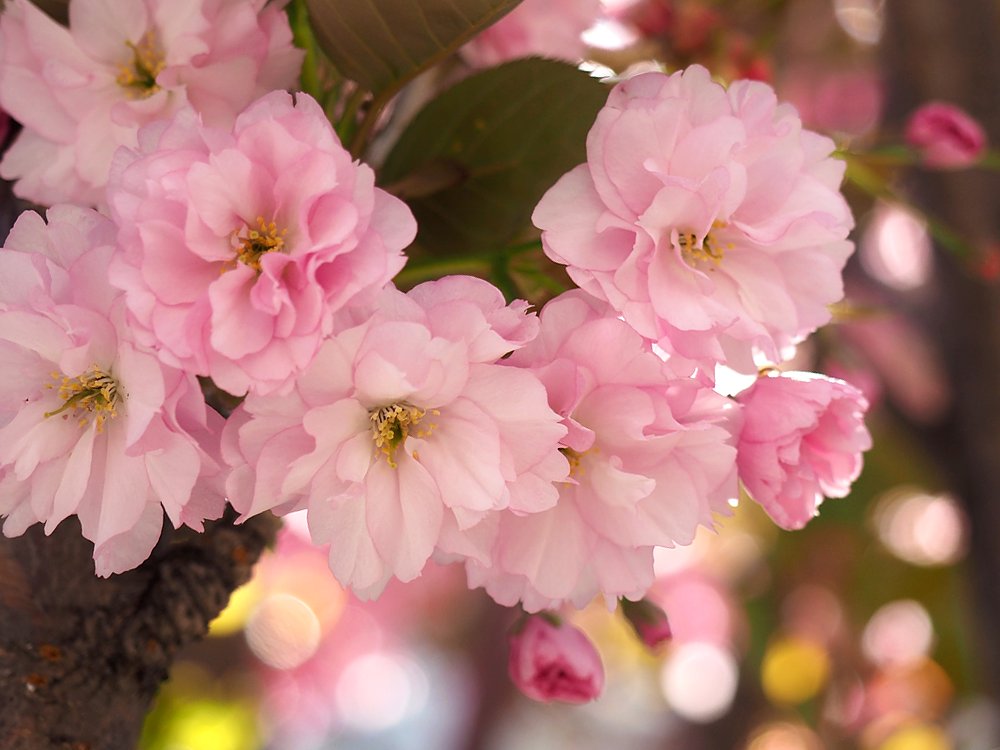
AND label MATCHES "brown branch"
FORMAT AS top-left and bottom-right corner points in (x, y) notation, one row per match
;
(0, 510), (279, 750)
